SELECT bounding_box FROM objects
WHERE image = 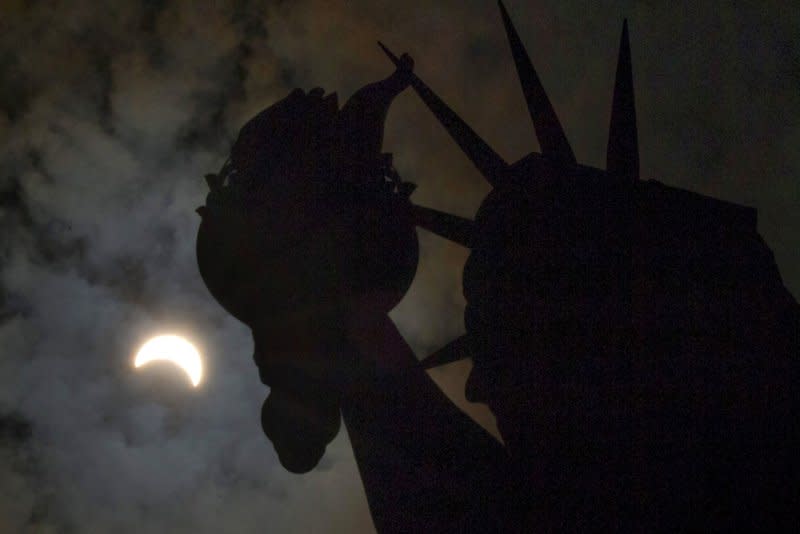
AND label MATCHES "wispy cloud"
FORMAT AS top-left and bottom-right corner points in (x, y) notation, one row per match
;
(1, 1), (798, 531)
